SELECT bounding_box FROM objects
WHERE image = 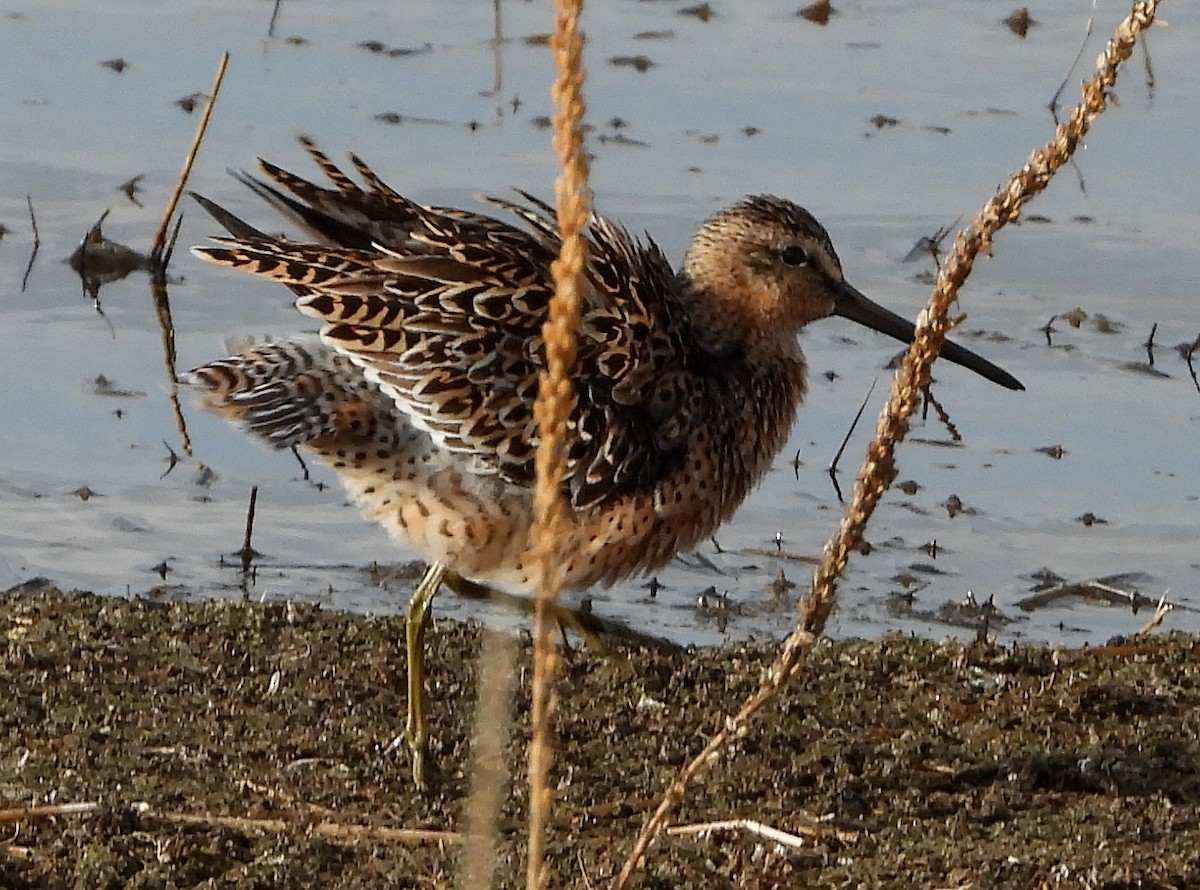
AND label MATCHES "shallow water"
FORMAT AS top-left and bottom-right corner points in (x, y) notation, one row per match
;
(0, 0), (1196, 646)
